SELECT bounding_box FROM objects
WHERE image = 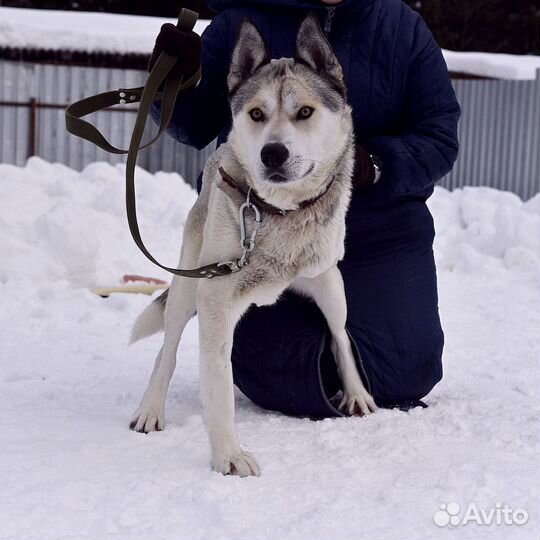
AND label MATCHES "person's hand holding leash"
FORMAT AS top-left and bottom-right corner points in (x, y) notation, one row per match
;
(148, 23), (201, 77)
